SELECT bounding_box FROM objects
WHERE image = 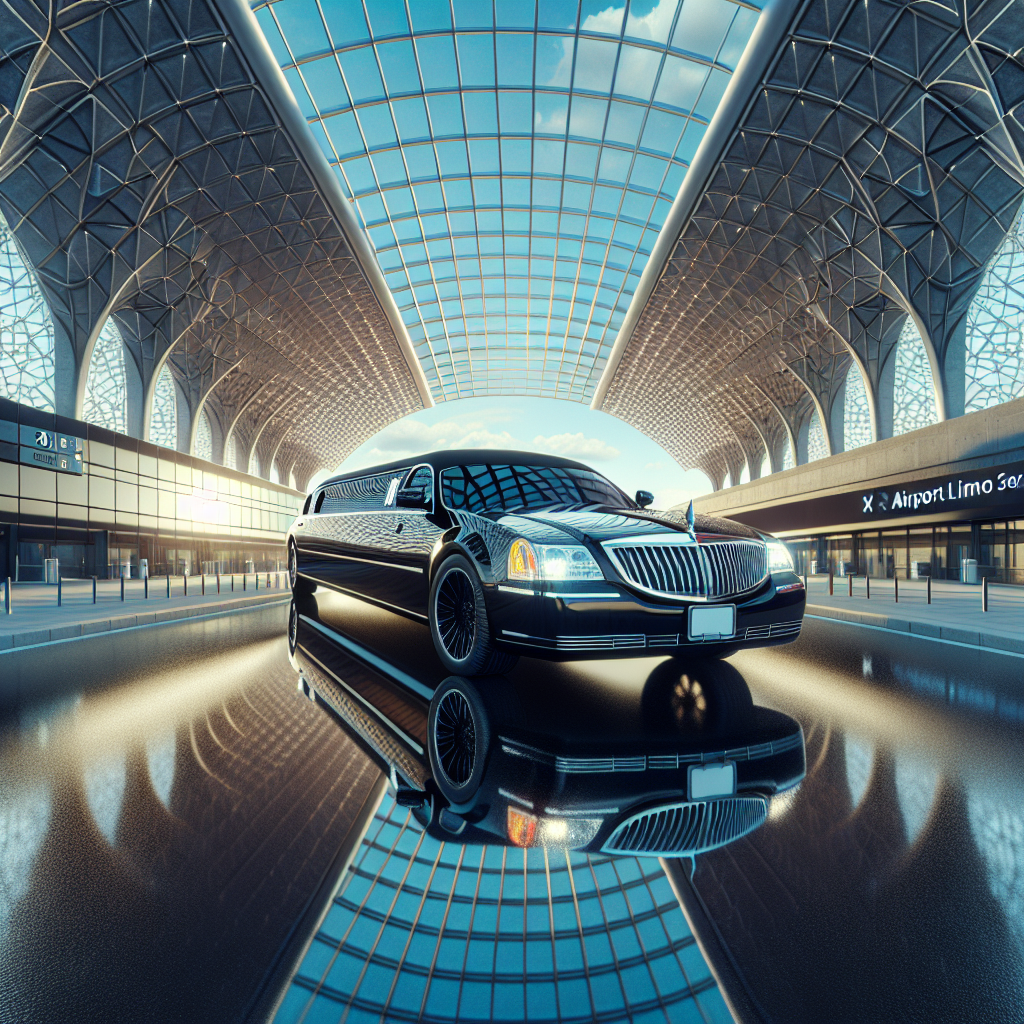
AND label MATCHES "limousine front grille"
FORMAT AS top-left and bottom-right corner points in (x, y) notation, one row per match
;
(603, 796), (768, 855)
(604, 539), (768, 599)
